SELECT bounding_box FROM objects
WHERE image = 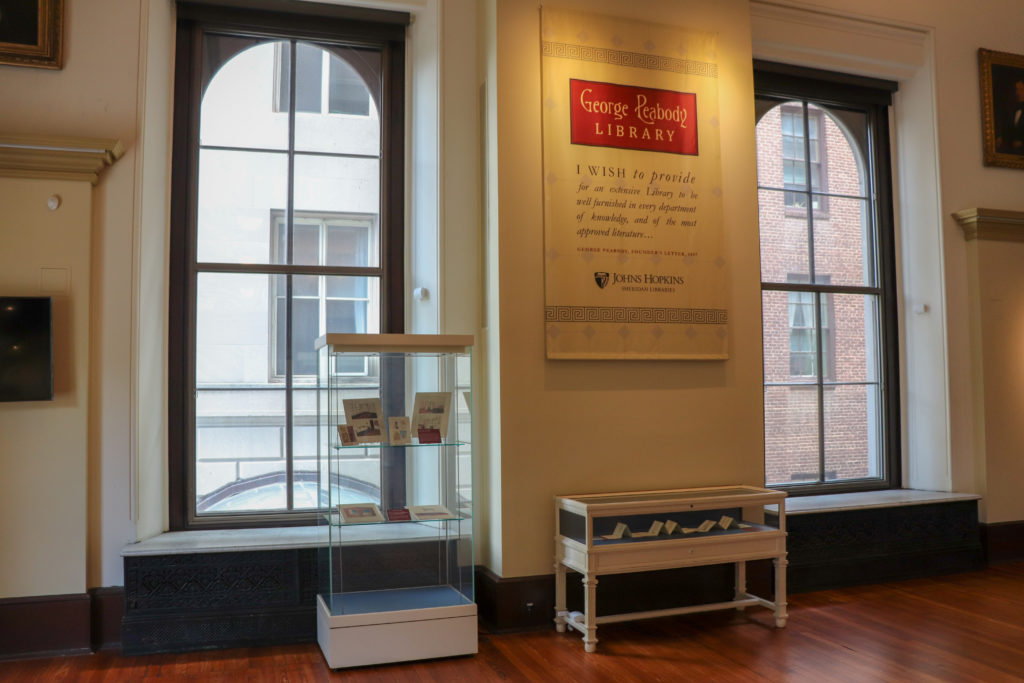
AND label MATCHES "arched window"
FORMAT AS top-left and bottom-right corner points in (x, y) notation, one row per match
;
(170, 3), (407, 528)
(755, 64), (900, 492)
